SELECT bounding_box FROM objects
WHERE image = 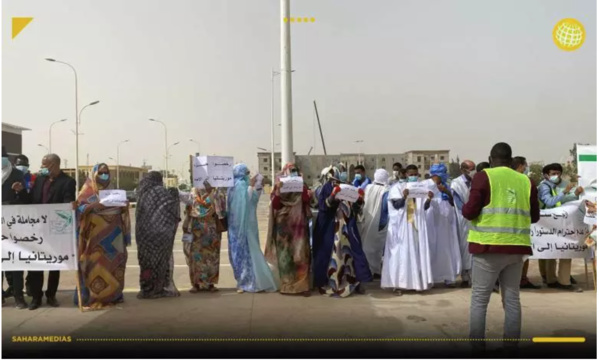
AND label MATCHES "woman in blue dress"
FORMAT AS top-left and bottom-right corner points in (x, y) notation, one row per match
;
(227, 164), (278, 293)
